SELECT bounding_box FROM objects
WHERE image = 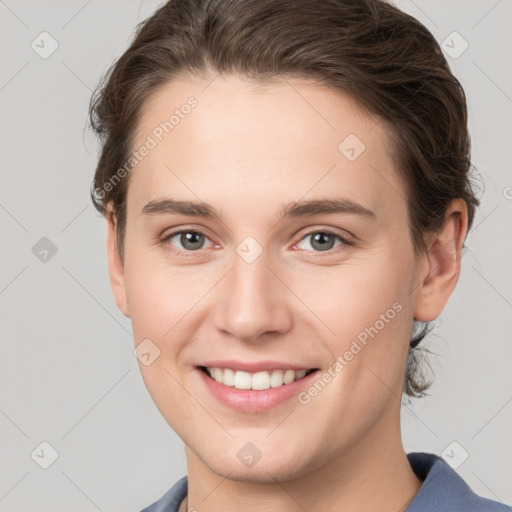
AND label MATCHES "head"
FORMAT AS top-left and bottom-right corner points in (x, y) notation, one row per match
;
(90, 0), (477, 482)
